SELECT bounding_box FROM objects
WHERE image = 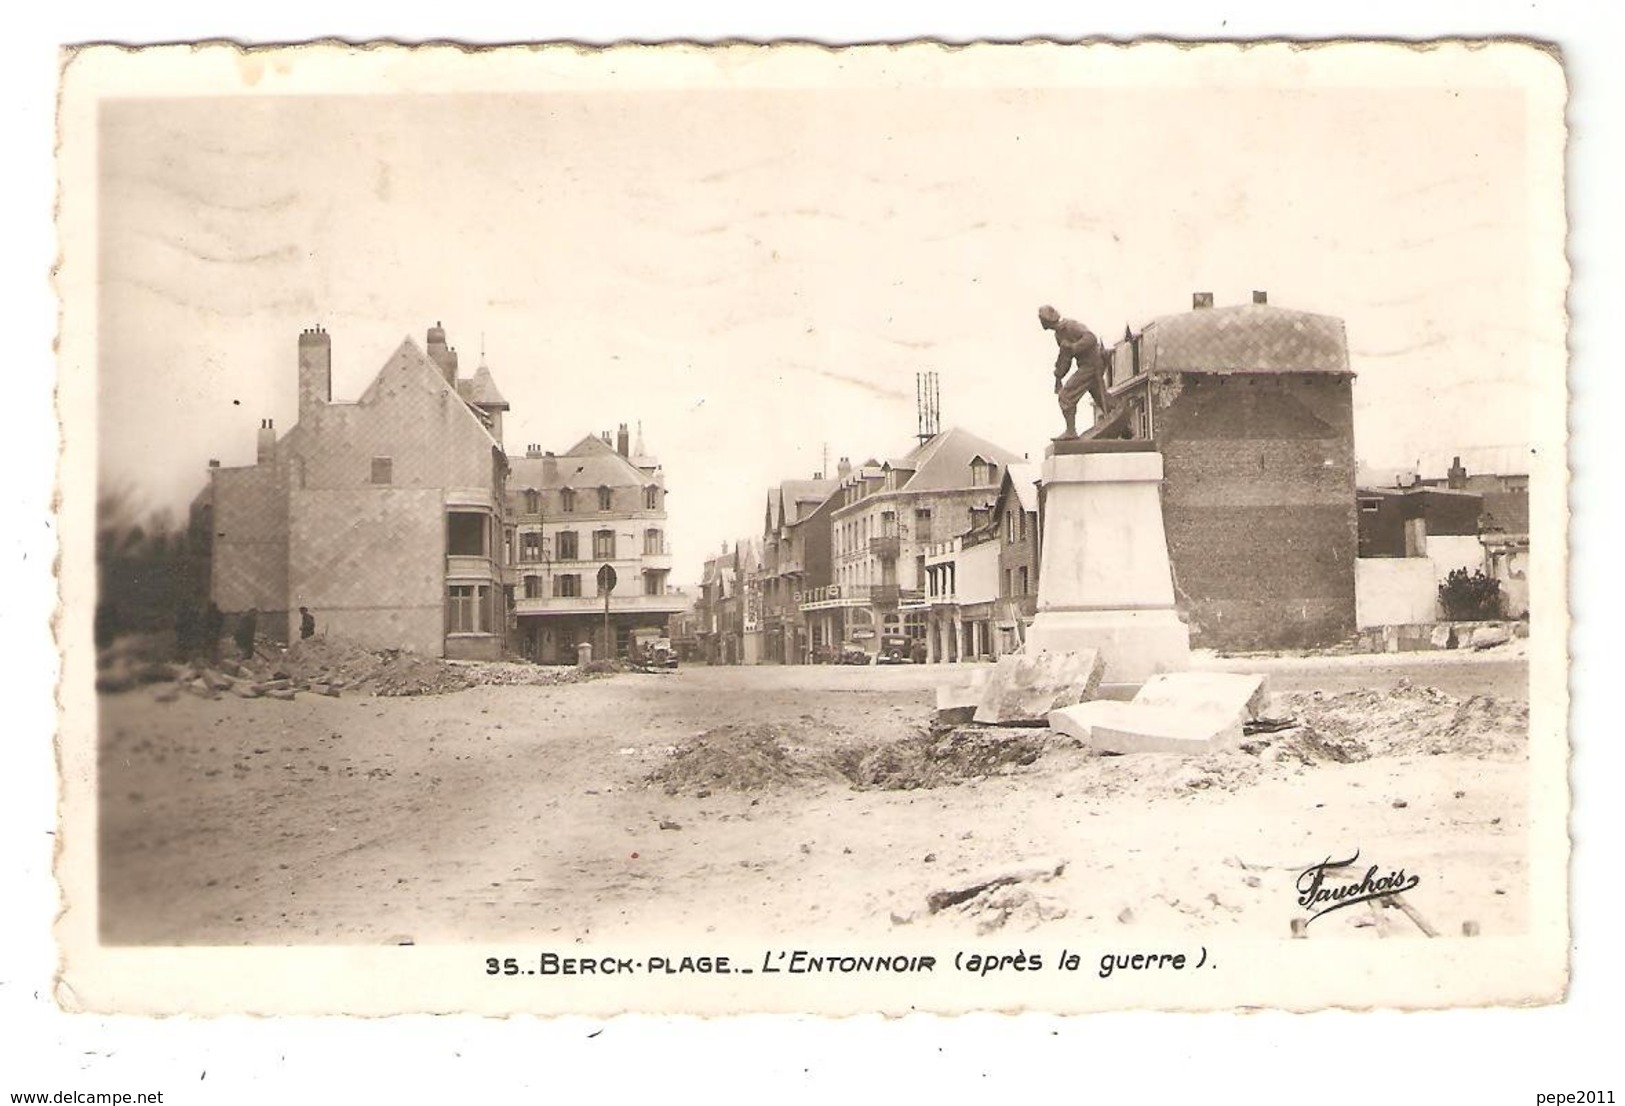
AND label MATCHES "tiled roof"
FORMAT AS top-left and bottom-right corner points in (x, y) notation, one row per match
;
(898, 426), (1025, 493)
(456, 363), (510, 410)
(1004, 462), (1041, 514)
(1142, 304), (1350, 375)
(509, 432), (656, 490)
(780, 478), (838, 523)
